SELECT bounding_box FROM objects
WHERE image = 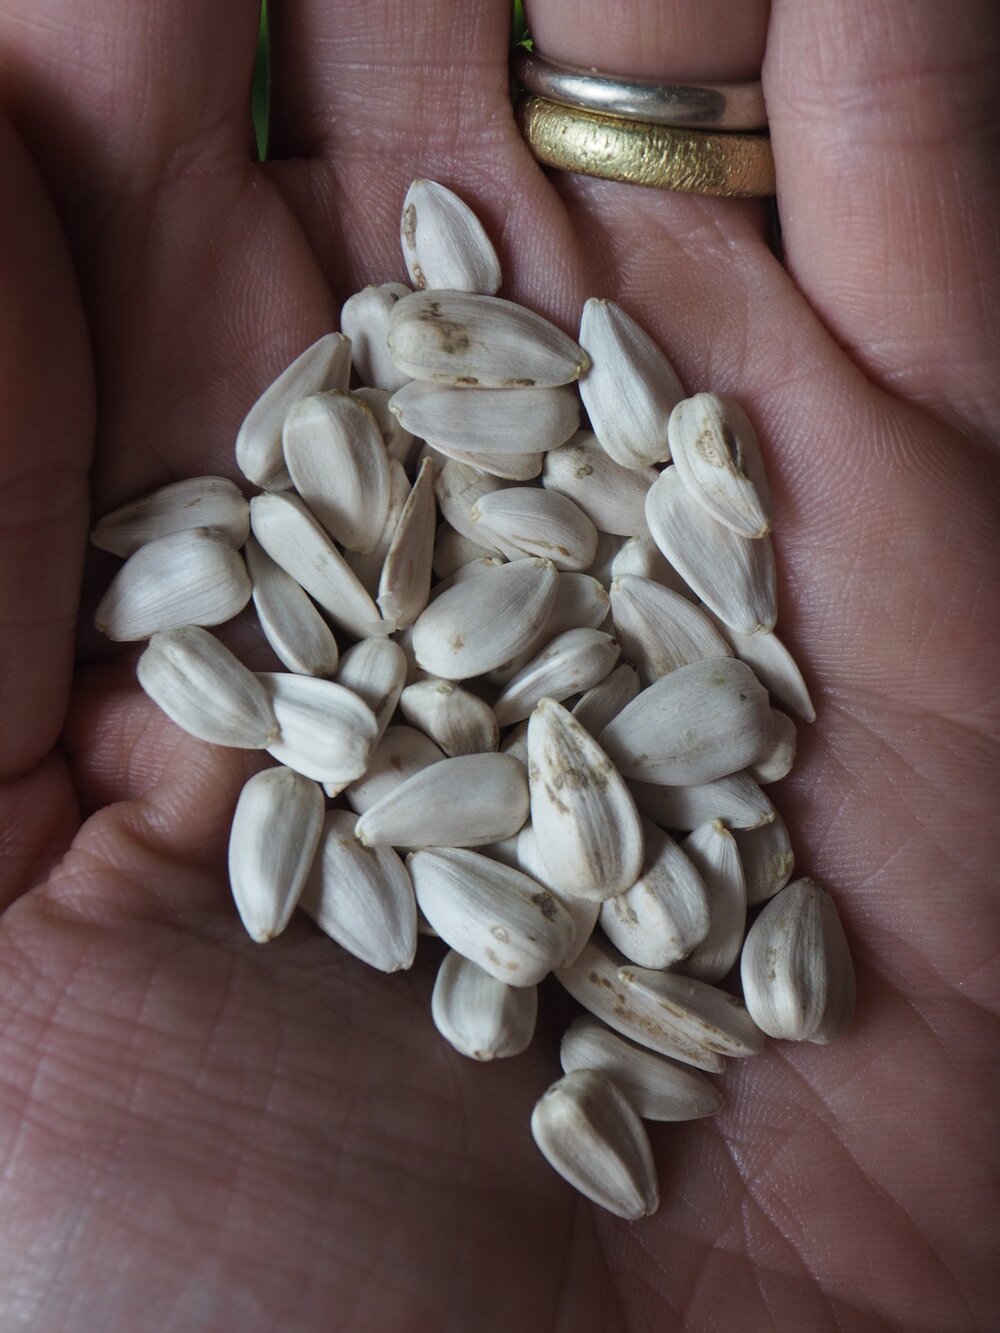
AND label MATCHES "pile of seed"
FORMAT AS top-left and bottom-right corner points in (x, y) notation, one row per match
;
(92, 179), (855, 1220)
